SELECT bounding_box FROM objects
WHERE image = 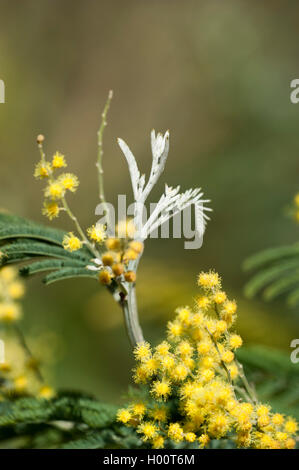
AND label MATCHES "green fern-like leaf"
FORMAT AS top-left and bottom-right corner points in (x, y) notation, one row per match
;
(286, 288), (299, 306)
(61, 431), (105, 449)
(237, 345), (297, 374)
(0, 398), (53, 426)
(263, 271), (299, 300)
(0, 394), (126, 449)
(237, 345), (299, 418)
(244, 258), (299, 299)
(243, 243), (299, 271)
(0, 395), (117, 428)
(244, 243), (299, 306)
(60, 427), (142, 449)
(0, 212), (97, 285)
(43, 267), (98, 284)
(0, 213), (65, 245)
(19, 259), (86, 276)
(1, 240), (89, 263)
